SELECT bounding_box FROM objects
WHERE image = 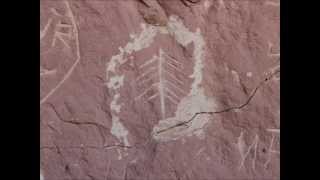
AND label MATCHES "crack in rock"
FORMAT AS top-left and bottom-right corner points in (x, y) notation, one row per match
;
(46, 103), (110, 145)
(40, 69), (279, 151)
(155, 69), (280, 134)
